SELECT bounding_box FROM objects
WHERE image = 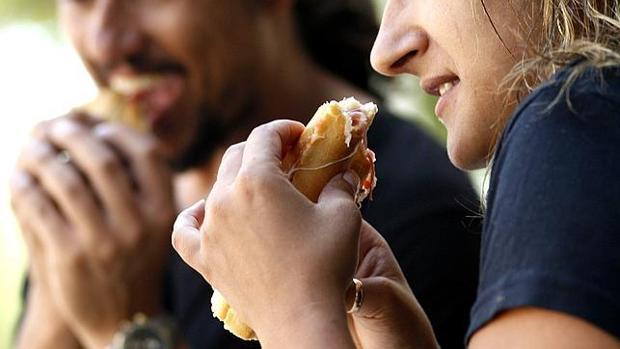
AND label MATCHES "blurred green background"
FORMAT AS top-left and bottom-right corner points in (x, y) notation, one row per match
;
(0, 2), (50, 348)
(1, 3), (80, 349)
(0, 2), (475, 349)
